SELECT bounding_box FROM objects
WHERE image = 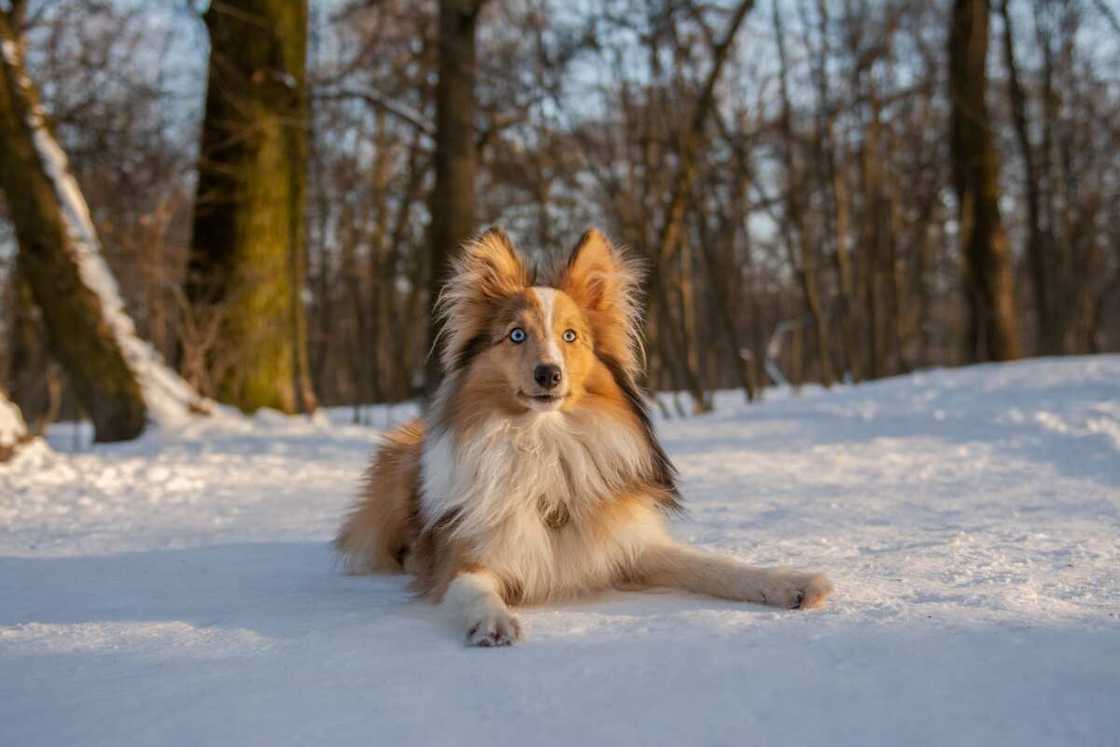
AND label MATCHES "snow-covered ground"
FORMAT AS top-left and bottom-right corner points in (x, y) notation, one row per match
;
(2, 357), (1118, 746)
